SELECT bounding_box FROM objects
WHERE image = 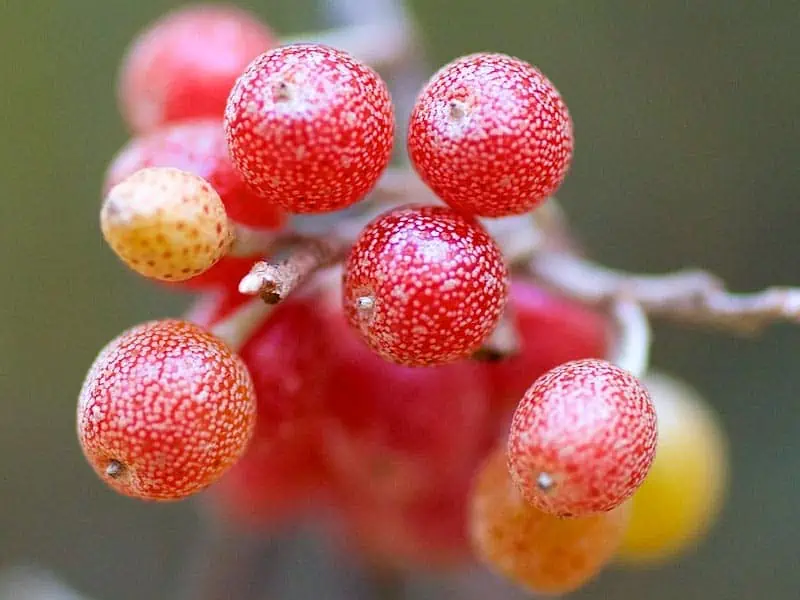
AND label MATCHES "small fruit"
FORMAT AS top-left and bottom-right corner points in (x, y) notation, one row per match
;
(118, 5), (275, 133)
(105, 119), (285, 229)
(225, 43), (395, 213)
(343, 205), (509, 366)
(407, 53), (573, 217)
(200, 293), (334, 526)
(619, 371), (729, 564)
(77, 319), (256, 501)
(470, 448), (630, 595)
(484, 279), (609, 420)
(101, 167), (233, 282)
(508, 358), (657, 517)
